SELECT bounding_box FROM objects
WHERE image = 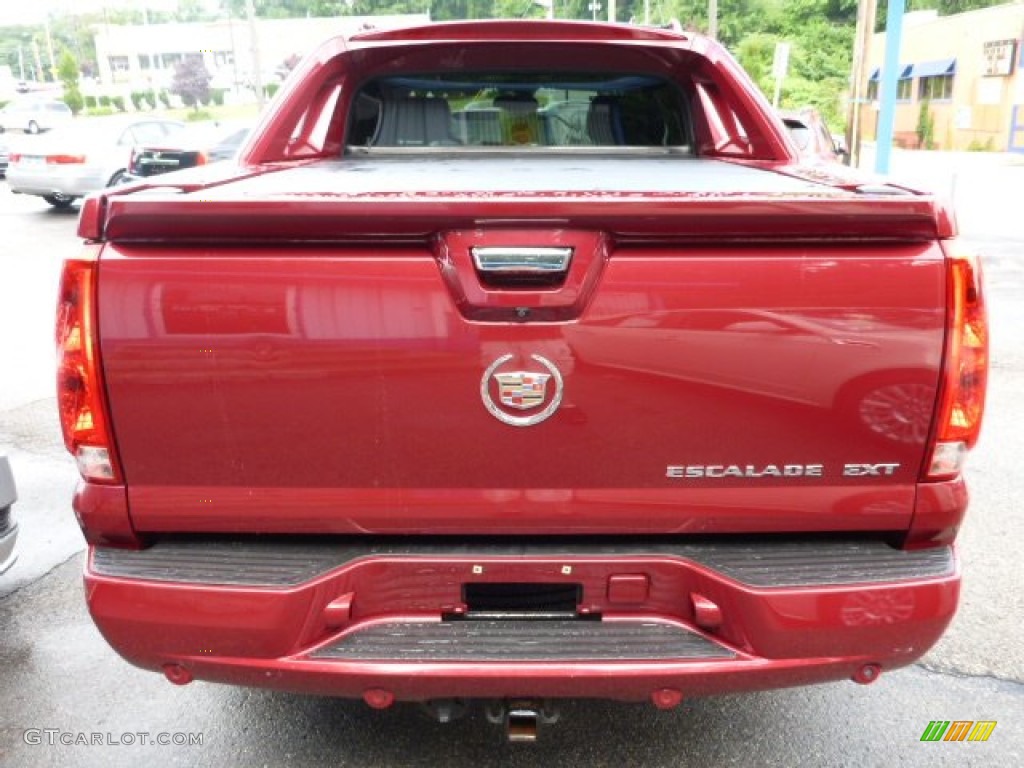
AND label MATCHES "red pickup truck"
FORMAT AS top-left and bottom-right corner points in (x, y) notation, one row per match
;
(60, 21), (987, 740)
